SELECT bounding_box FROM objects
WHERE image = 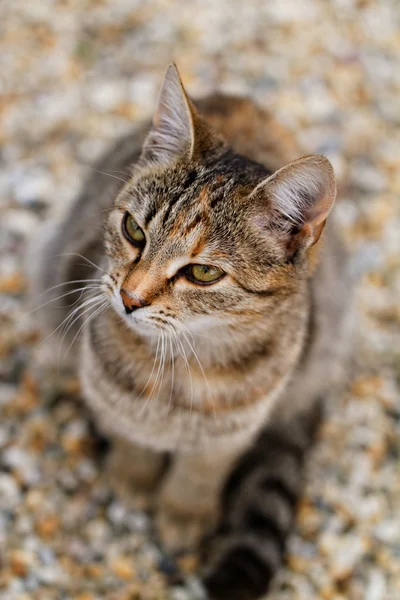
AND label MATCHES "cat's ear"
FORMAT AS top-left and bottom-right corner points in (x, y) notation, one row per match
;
(251, 155), (336, 251)
(139, 64), (196, 167)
